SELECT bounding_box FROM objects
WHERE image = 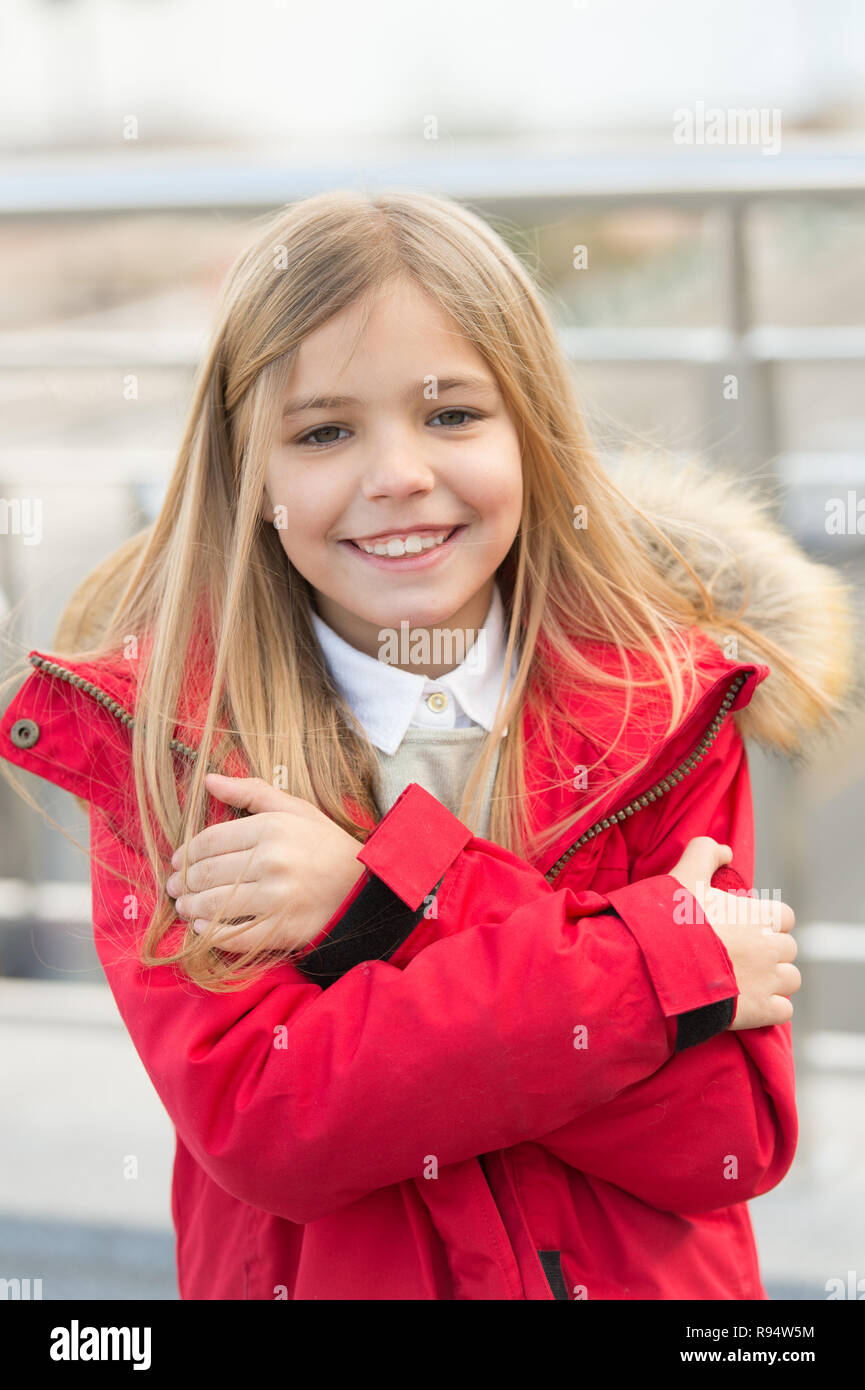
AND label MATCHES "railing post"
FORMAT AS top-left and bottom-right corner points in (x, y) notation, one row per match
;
(714, 198), (781, 485)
